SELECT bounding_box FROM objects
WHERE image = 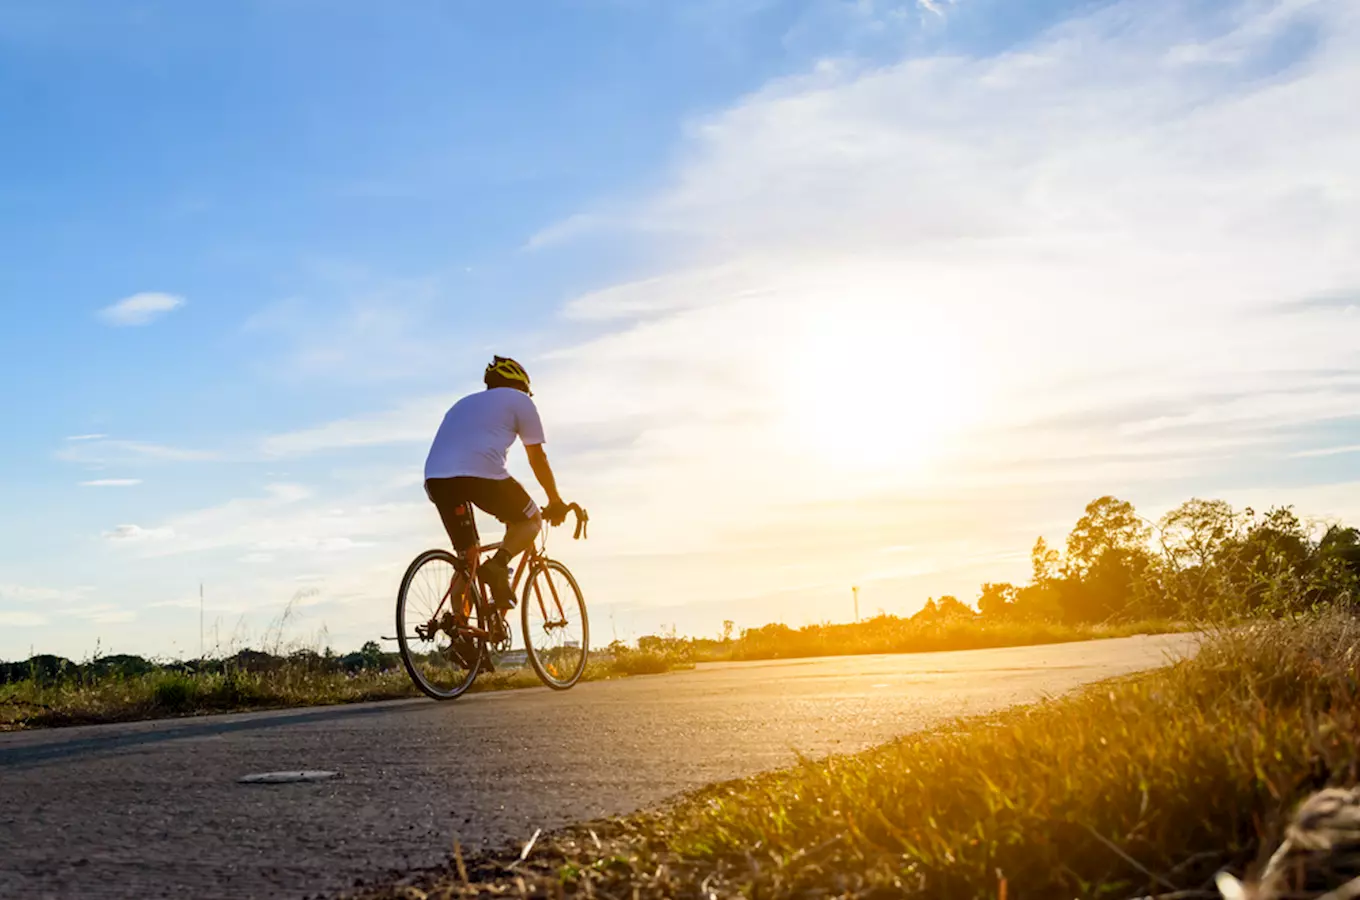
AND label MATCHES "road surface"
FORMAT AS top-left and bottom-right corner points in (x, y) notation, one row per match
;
(0, 634), (1194, 899)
